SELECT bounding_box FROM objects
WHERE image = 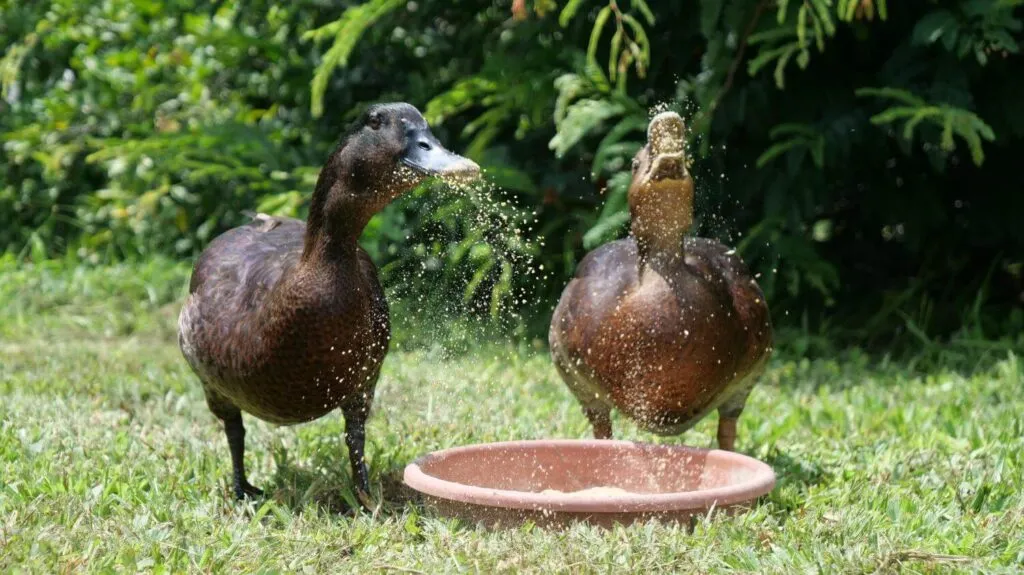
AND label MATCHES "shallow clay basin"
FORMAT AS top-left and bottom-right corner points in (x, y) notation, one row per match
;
(403, 439), (776, 528)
